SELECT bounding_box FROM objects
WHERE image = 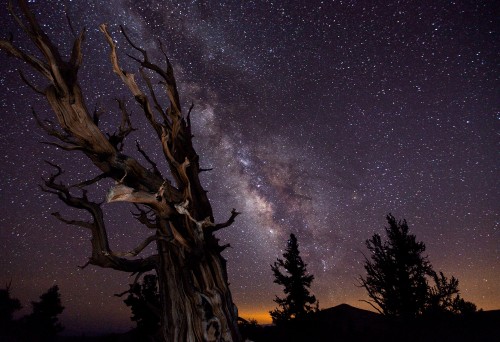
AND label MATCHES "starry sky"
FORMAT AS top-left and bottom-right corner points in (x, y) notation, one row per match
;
(0, 0), (498, 336)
